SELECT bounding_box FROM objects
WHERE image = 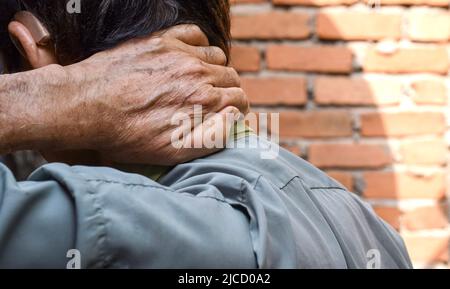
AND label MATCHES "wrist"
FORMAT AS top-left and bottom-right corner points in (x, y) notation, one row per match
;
(0, 64), (82, 153)
(0, 71), (40, 153)
(62, 60), (109, 151)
